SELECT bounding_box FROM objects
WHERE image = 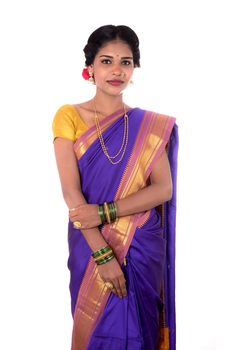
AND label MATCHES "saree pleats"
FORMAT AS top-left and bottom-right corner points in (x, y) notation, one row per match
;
(68, 108), (178, 349)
